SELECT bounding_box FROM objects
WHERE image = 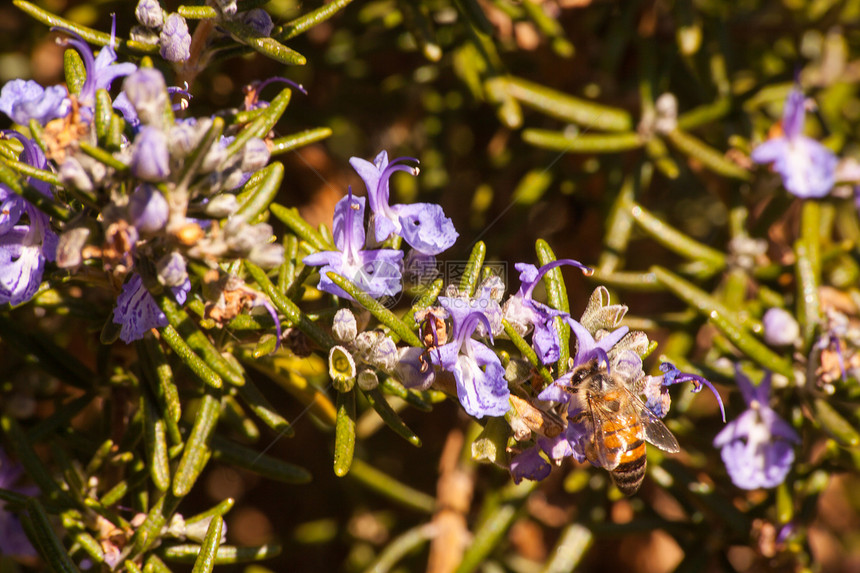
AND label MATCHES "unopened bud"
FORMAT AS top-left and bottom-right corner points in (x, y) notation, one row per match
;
(332, 308), (357, 344)
(357, 369), (379, 391)
(763, 308), (800, 347)
(329, 346), (356, 392)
